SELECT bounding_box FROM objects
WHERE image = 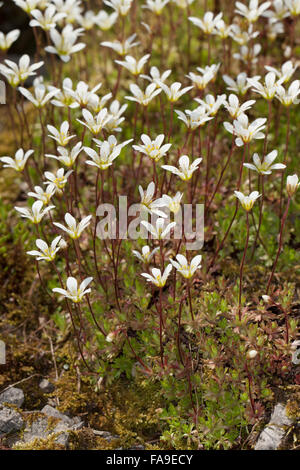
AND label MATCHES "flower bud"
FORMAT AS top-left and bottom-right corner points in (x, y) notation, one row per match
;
(286, 174), (299, 197)
(247, 349), (258, 359)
